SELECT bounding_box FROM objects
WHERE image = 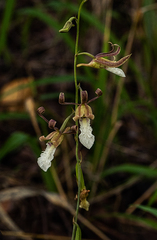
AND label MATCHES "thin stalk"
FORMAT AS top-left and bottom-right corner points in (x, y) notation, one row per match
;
(71, 1), (87, 239)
